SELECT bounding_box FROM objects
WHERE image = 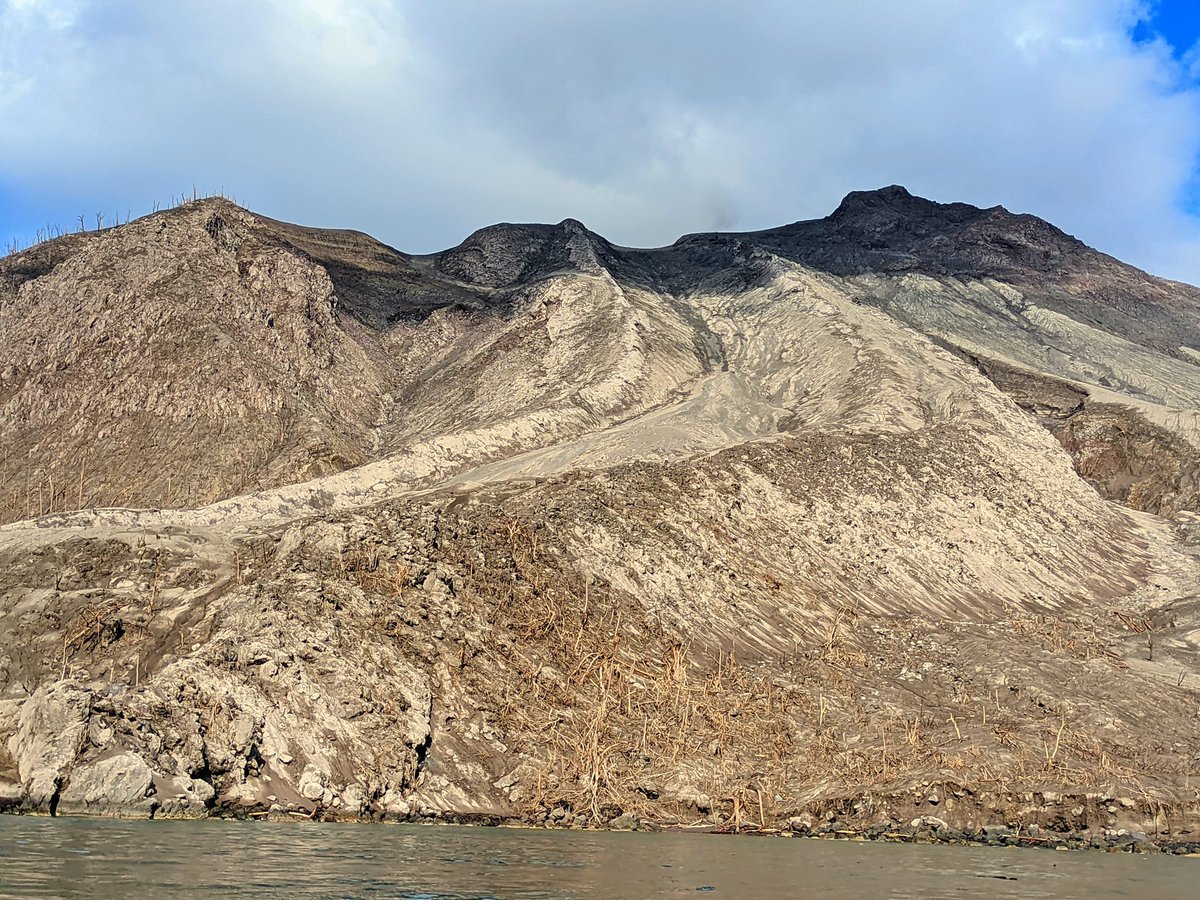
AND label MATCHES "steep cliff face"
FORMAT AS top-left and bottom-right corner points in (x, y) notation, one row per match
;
(0, 202), (390, 517)
(1, 189), (1199, 839)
